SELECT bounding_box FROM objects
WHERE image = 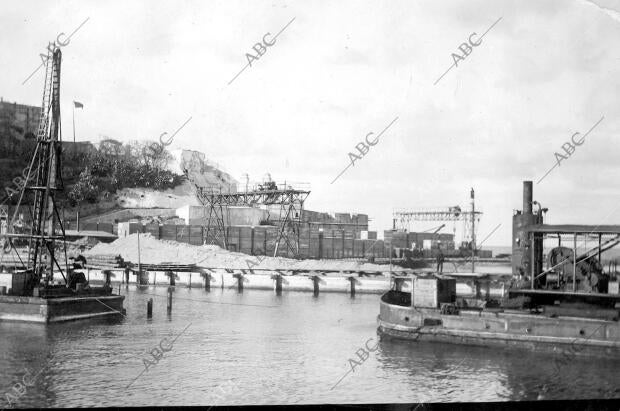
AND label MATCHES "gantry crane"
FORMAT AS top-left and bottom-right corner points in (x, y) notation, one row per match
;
(393, 188), (482, 270)
(189, 177), (310, 258)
